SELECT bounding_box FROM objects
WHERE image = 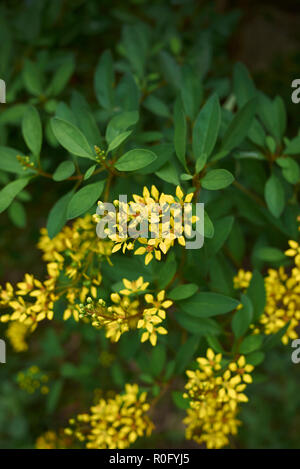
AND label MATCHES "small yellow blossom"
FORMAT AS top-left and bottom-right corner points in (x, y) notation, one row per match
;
(233, 269), (252, 289)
